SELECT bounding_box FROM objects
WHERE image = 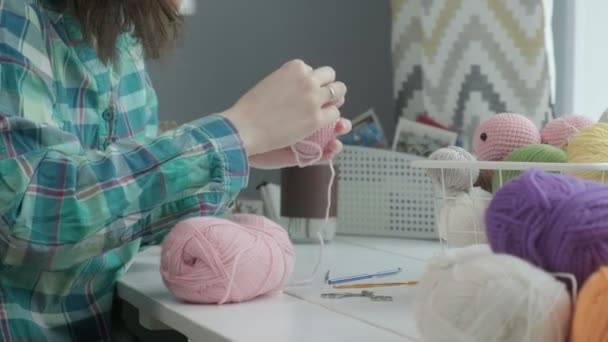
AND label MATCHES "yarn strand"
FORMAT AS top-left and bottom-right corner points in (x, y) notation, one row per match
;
(286, 144), (335, 287)
(326, 160), (335, 220)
